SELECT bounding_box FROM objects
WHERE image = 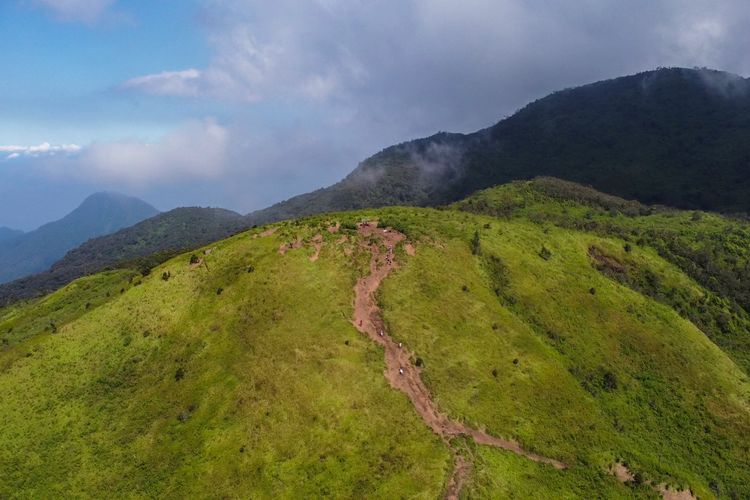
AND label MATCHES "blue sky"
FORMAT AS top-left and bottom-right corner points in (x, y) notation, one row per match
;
(2, 0), (750, 230)
(0, 0), (211, 144)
